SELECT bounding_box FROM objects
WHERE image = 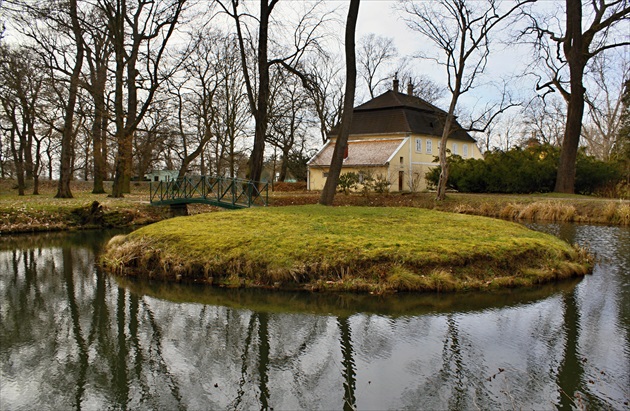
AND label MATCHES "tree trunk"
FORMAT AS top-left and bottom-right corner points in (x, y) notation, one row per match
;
(9, 128), (25, 196)
(319, 0), (360, 205)
(555, 0), (586, 194)
(110, 0), (126, 198)
(247, 1), (272, 184)
(279, 148), (290, 182)
(92, 67), (108, 194)
(55, 0), (84, 199)
(435, 112), (456, 201)
(555, 74), (586, 193)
